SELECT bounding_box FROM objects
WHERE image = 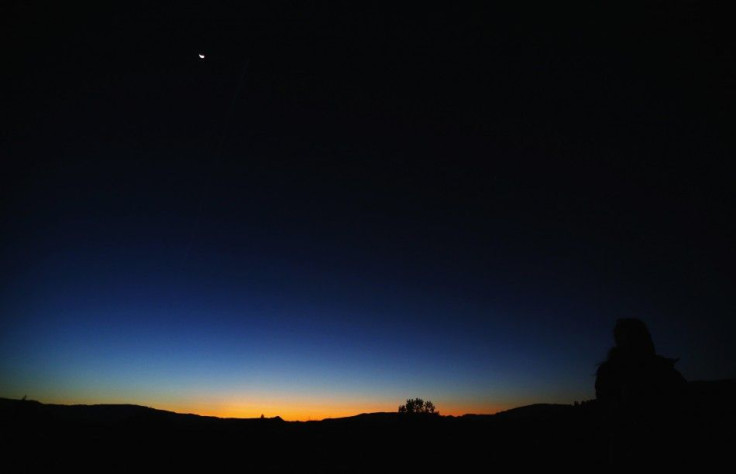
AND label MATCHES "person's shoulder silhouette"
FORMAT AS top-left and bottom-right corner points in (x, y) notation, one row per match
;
(596, 318), (686, 409)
